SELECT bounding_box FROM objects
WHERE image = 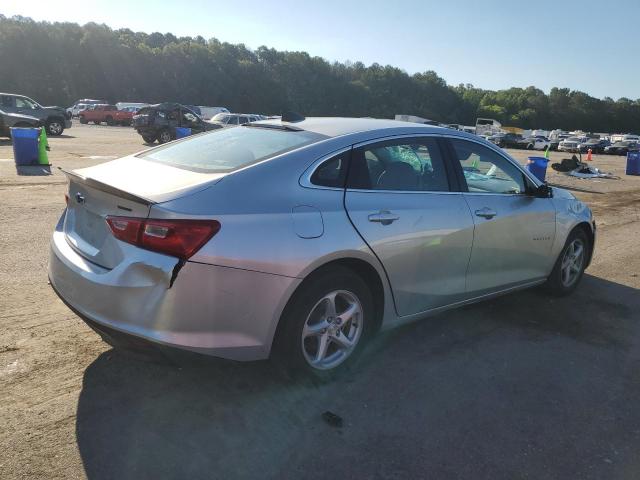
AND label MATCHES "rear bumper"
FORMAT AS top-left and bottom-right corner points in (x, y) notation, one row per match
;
(48, 216), (299, 361)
